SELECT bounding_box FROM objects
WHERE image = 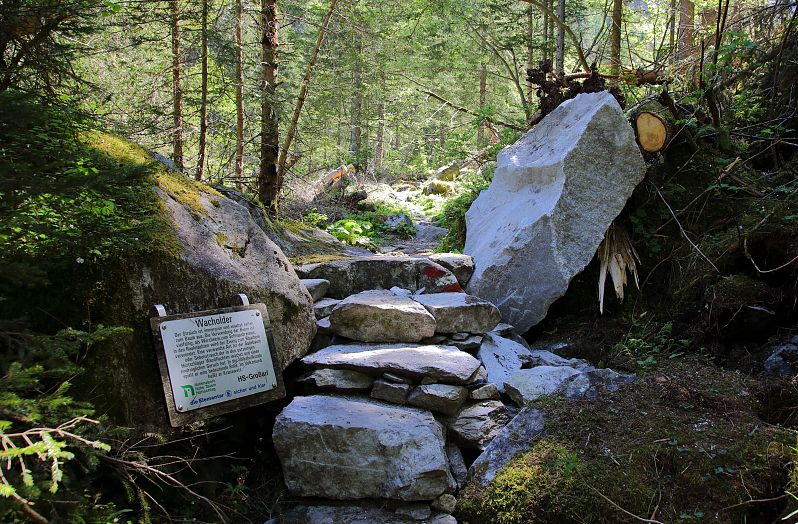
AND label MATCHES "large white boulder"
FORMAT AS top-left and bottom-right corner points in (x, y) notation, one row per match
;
(465, 91), (645, 332)
(273, 395), (450, 501)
